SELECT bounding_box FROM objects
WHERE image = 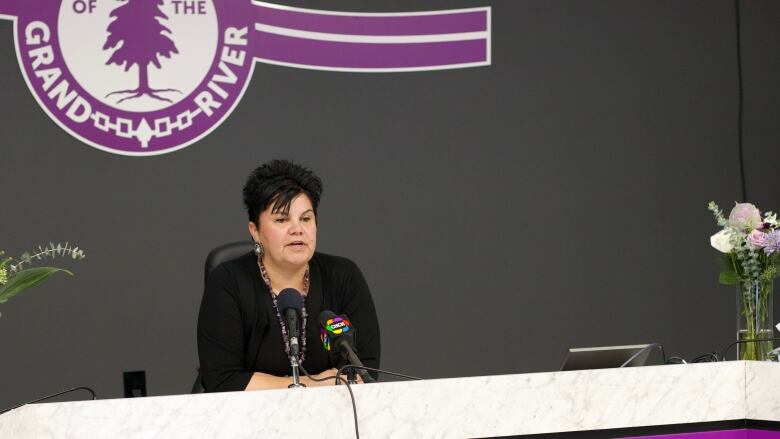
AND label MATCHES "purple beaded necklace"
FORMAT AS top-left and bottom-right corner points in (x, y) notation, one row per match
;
(258, 258), (309, 363)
